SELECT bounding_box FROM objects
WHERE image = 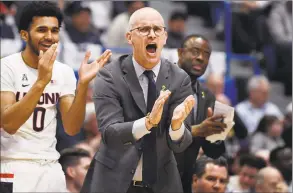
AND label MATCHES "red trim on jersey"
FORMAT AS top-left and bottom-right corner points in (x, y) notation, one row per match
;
(0, 173), (14, 178)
